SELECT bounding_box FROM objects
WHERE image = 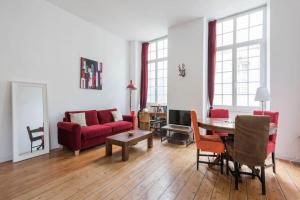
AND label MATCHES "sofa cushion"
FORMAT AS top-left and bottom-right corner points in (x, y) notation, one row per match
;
(97, 108), (117, 124)
(65, 110), (99, 126)
(81, 125), (112, 140)
(104, 121), (133, 133)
